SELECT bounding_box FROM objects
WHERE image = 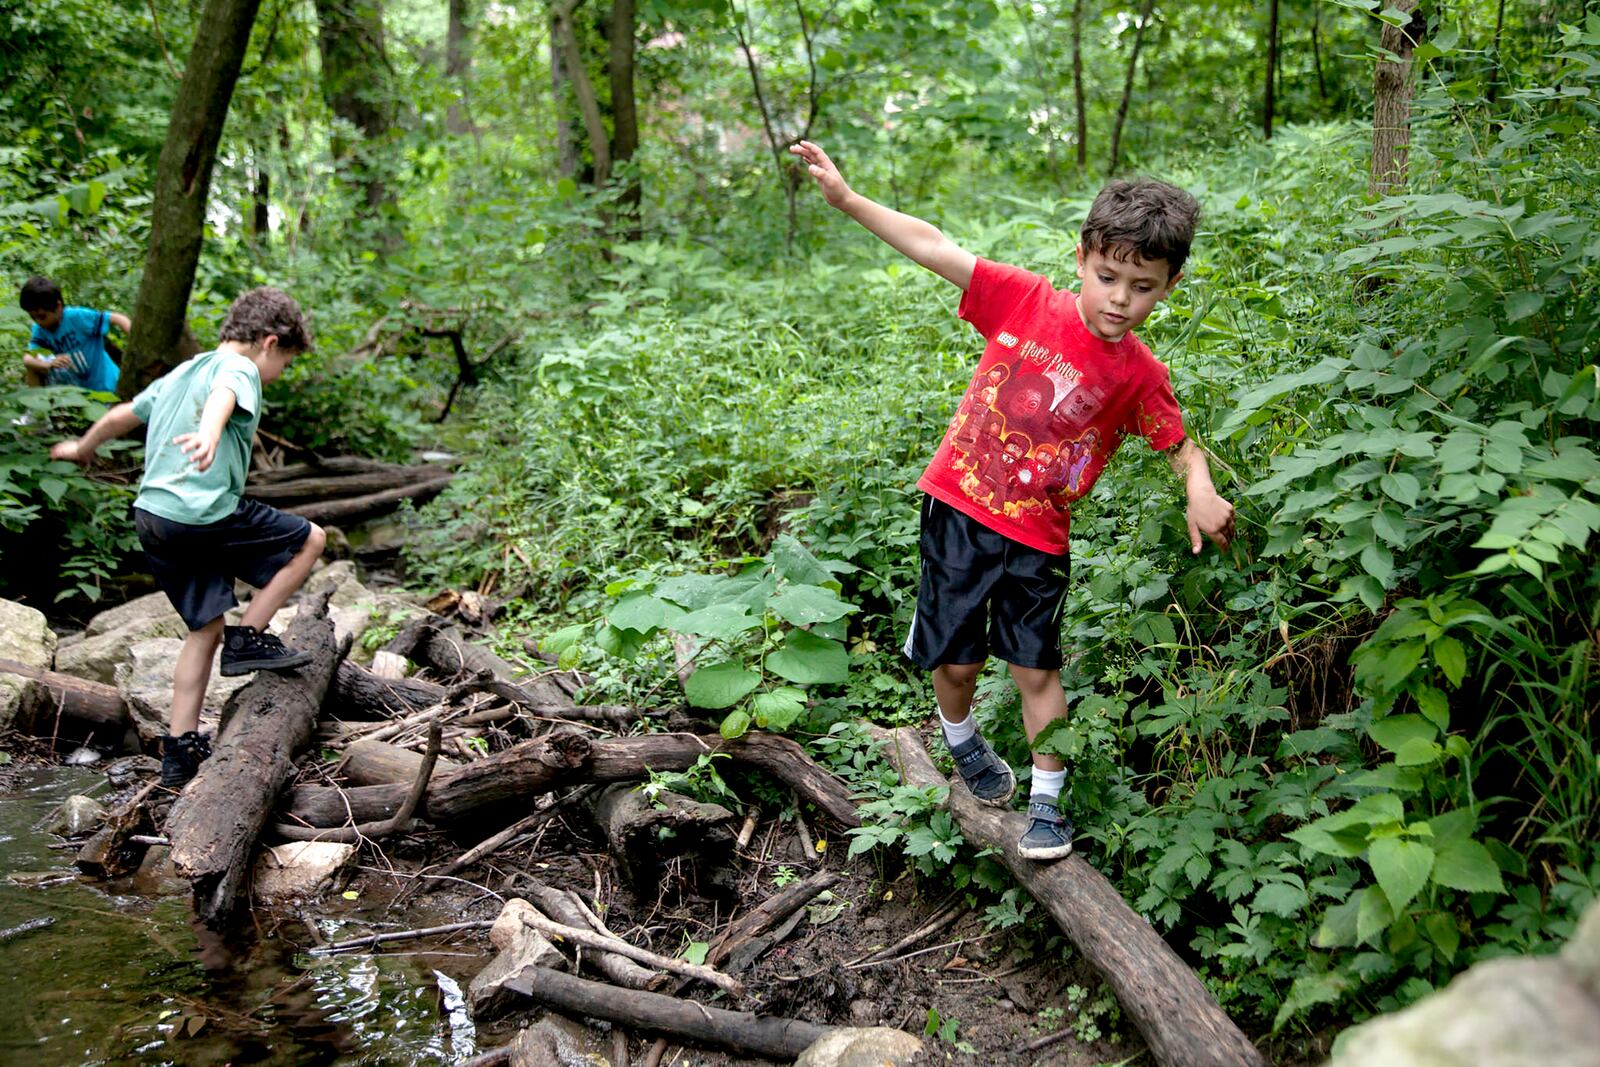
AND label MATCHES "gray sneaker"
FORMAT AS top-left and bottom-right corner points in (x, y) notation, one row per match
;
(948, 732), (1016, 806)
(1017, 795), (1075, 860)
